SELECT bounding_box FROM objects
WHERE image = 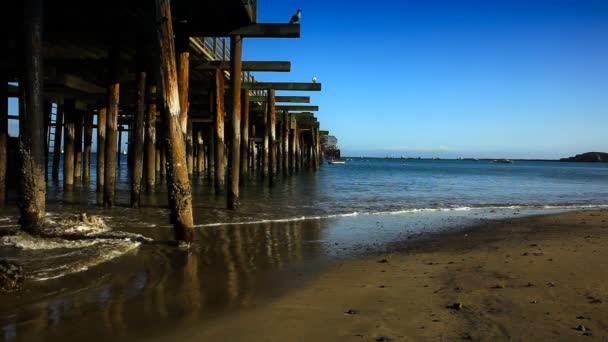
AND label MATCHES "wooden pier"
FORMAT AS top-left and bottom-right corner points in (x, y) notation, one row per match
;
(5, 0), (332, 242)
